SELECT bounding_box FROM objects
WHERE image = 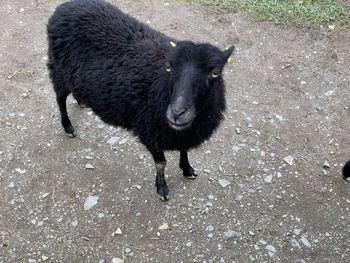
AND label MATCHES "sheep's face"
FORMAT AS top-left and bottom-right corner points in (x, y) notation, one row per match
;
(165, 41), (234, 131)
